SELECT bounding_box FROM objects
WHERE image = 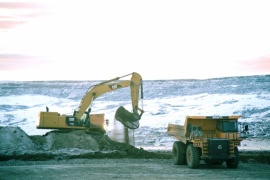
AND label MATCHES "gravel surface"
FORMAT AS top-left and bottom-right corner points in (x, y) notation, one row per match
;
(1, 159), (270, 180)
